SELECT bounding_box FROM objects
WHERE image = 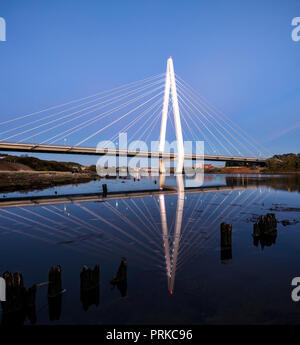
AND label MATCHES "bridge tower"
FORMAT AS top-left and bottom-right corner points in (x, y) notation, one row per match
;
(159, 57), (184, 174)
